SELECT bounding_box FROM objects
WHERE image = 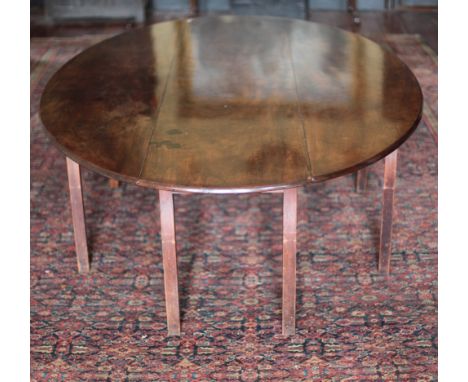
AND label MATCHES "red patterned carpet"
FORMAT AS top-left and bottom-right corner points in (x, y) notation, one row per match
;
(31, 31), (437, 381)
